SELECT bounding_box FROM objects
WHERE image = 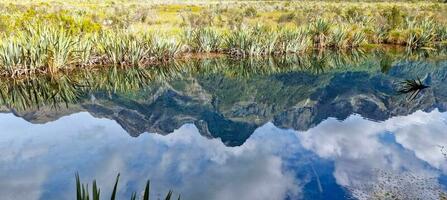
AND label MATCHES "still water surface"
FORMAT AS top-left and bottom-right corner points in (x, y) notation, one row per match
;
(1, 51), (447, 199)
